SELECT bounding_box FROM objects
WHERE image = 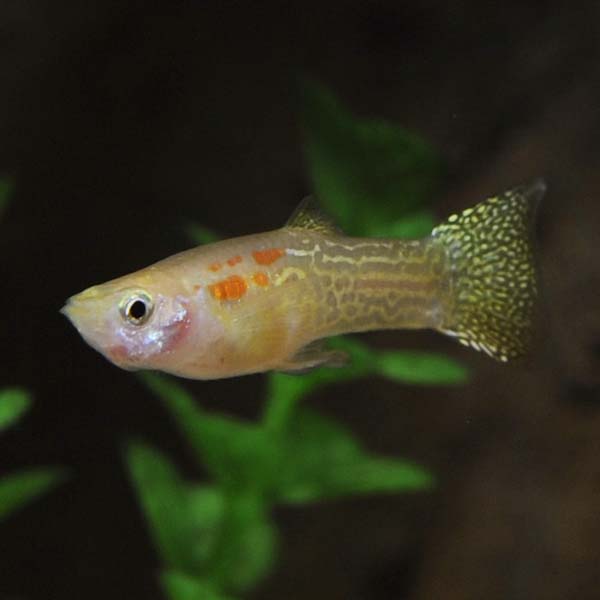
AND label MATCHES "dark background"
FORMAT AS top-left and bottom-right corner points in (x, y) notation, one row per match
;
(1, 1), (600, 598)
